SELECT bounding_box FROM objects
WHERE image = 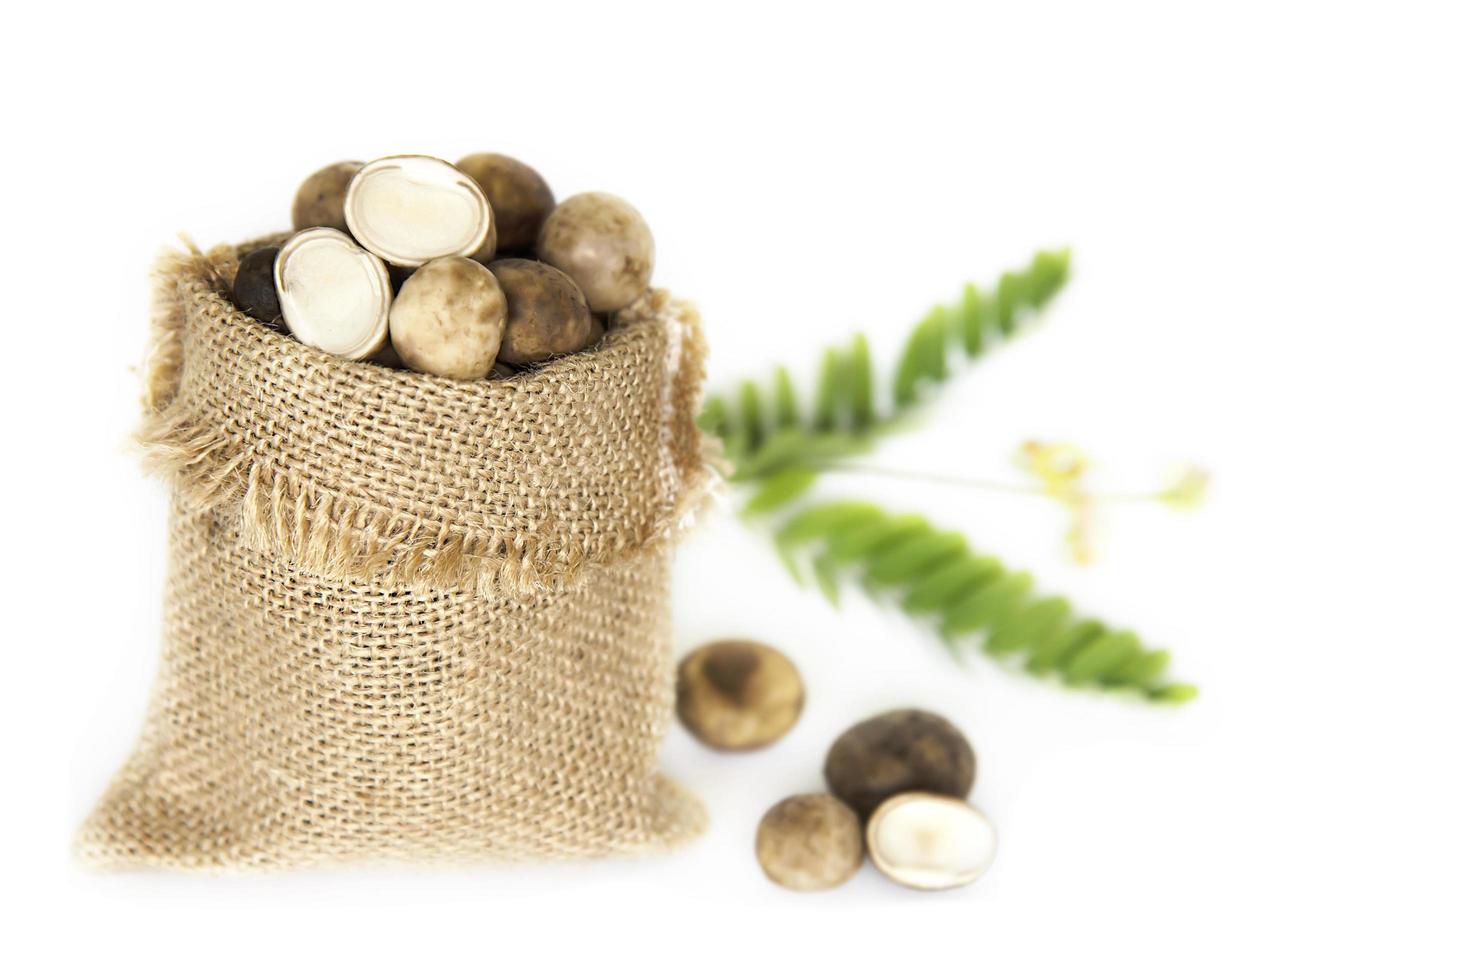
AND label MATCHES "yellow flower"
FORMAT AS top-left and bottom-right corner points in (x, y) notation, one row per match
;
(1017, 441), (1094, 563)
(1159, 465), (1209, 510)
